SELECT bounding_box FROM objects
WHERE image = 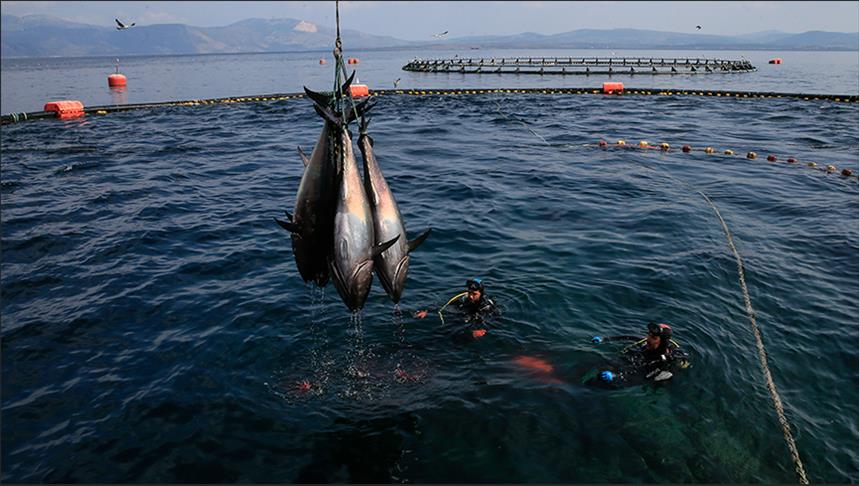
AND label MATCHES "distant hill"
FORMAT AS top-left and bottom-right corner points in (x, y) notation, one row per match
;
(0, 15), (416, 58)
(2, 14), (857, 58)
